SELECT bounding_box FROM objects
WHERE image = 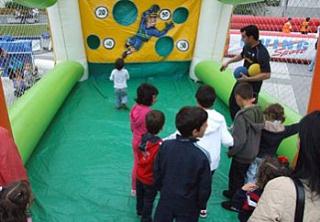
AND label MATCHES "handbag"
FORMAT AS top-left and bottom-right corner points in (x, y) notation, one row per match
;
(292, 177), (305, 222)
